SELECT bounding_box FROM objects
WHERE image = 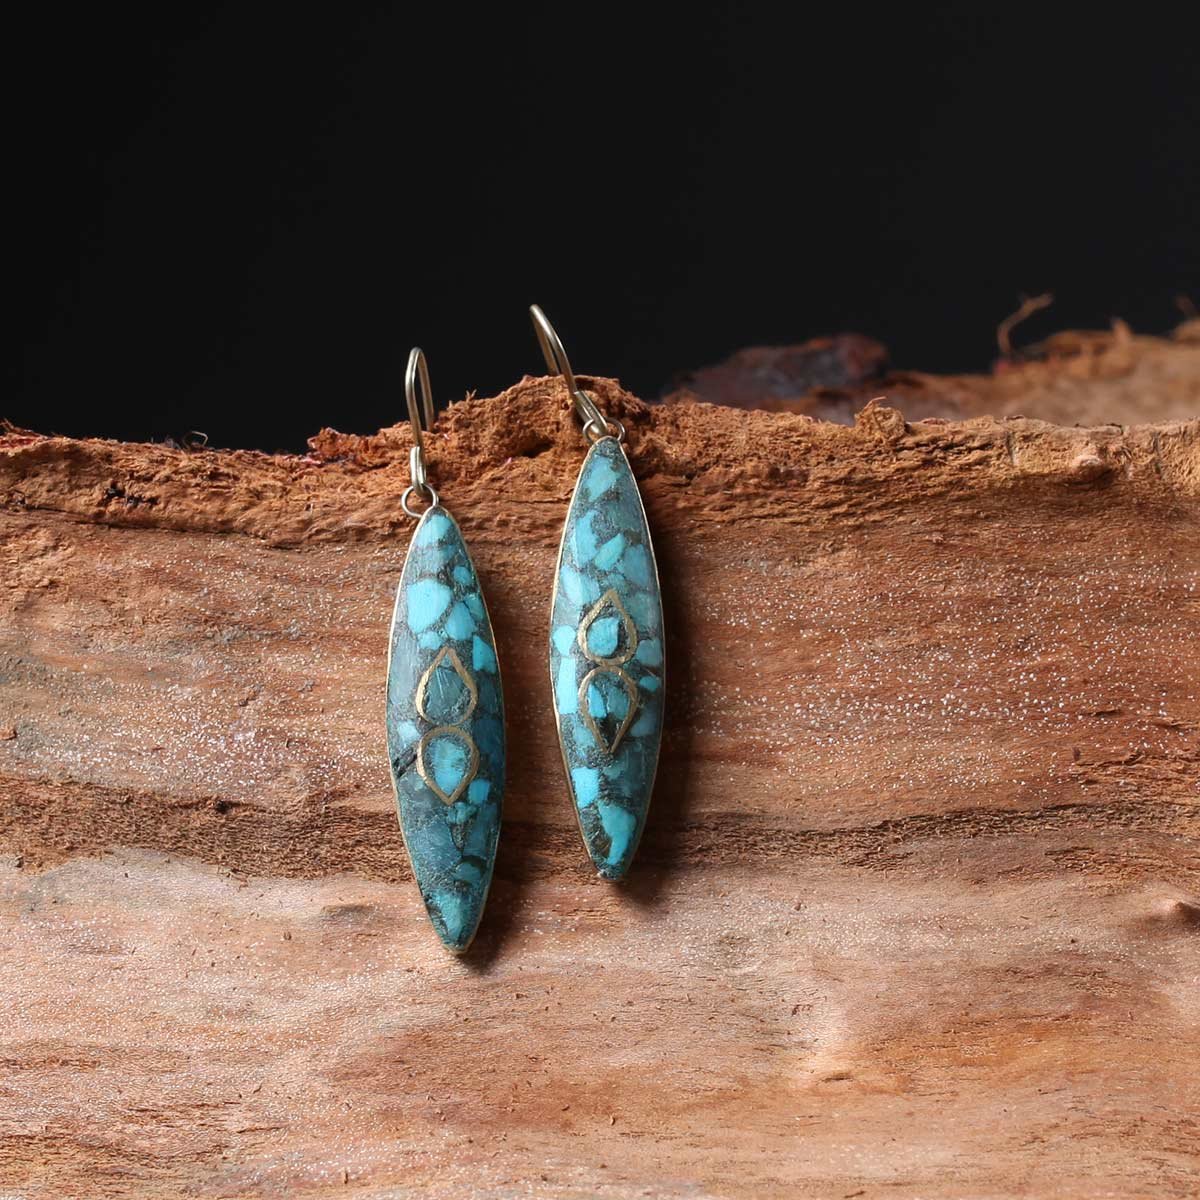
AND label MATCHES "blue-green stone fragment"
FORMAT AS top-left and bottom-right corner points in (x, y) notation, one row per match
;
(549, 436), (664, 879)
(386, 505), (504, 951)
(585, 615), (622, 659)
